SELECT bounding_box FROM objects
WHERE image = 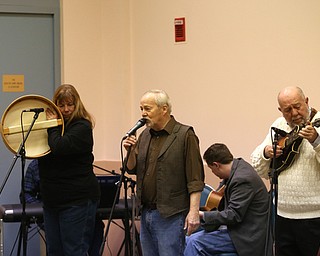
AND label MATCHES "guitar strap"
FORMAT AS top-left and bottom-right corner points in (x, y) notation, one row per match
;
(310, 107), (317, 122)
